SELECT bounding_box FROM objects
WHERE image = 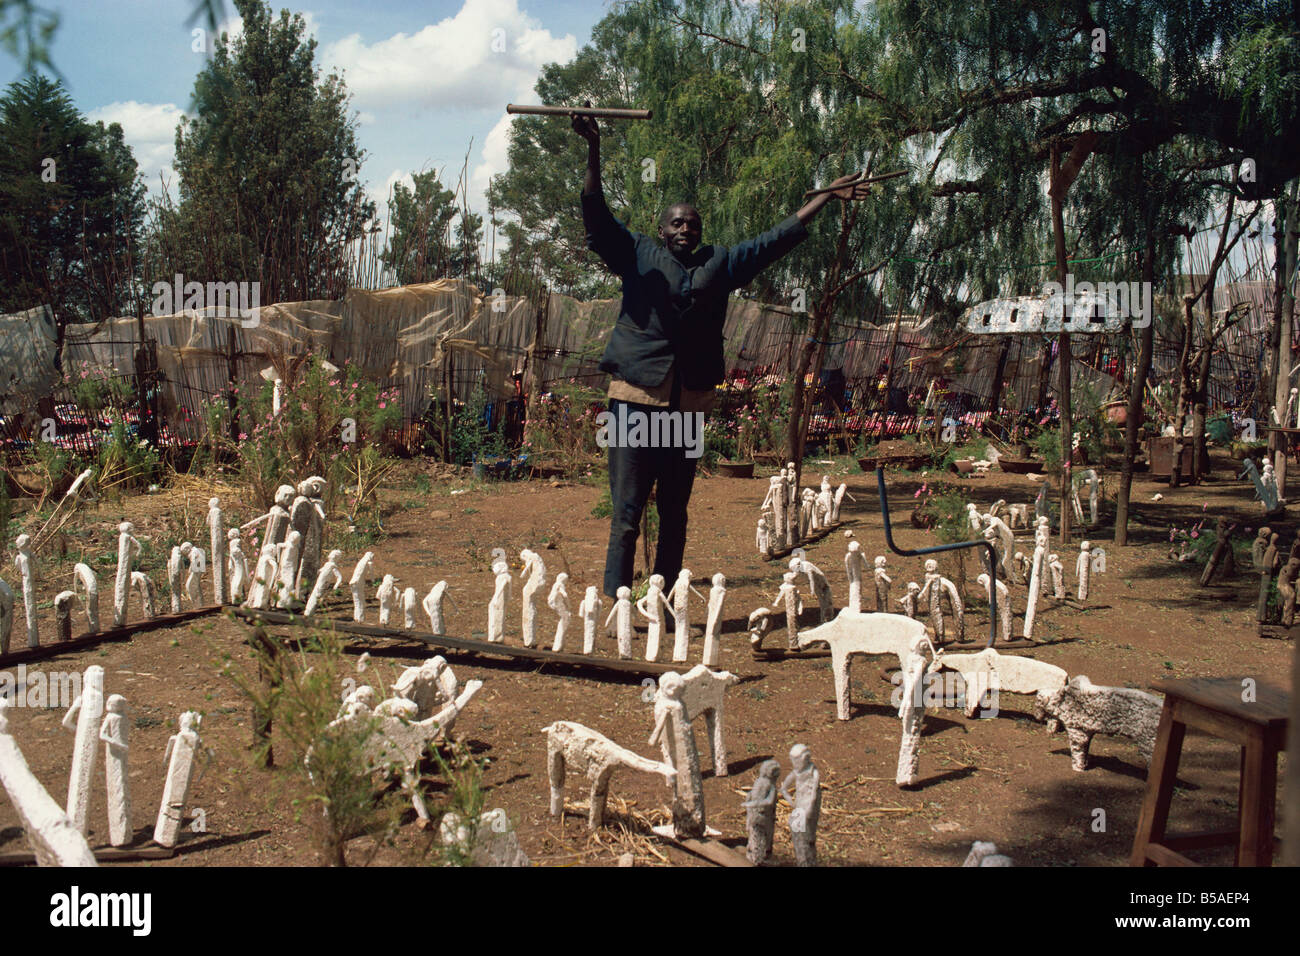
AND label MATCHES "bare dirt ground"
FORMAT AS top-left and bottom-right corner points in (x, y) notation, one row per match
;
(0, 450), (1291, 866)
